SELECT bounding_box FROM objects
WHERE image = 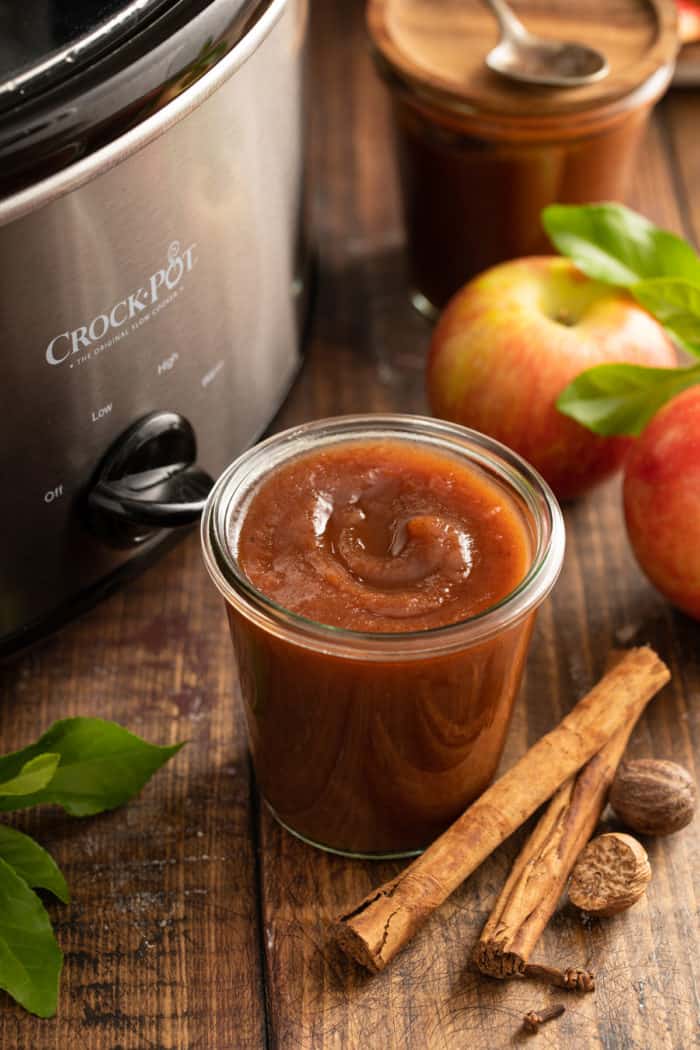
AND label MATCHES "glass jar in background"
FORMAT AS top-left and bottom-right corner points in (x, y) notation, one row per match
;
(201, 415), (565, 858)
(367, 0), (678, 317)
